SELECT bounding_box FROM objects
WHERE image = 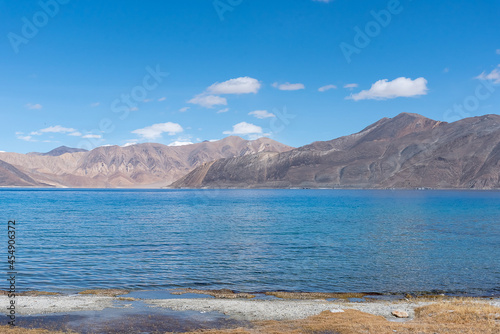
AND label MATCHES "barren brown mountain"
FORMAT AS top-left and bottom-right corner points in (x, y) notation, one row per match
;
(0, 160), (48, 187)
(28, 145), (88, 157)
(0, 137), (293, 188)
(171, 113), (500, 189)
